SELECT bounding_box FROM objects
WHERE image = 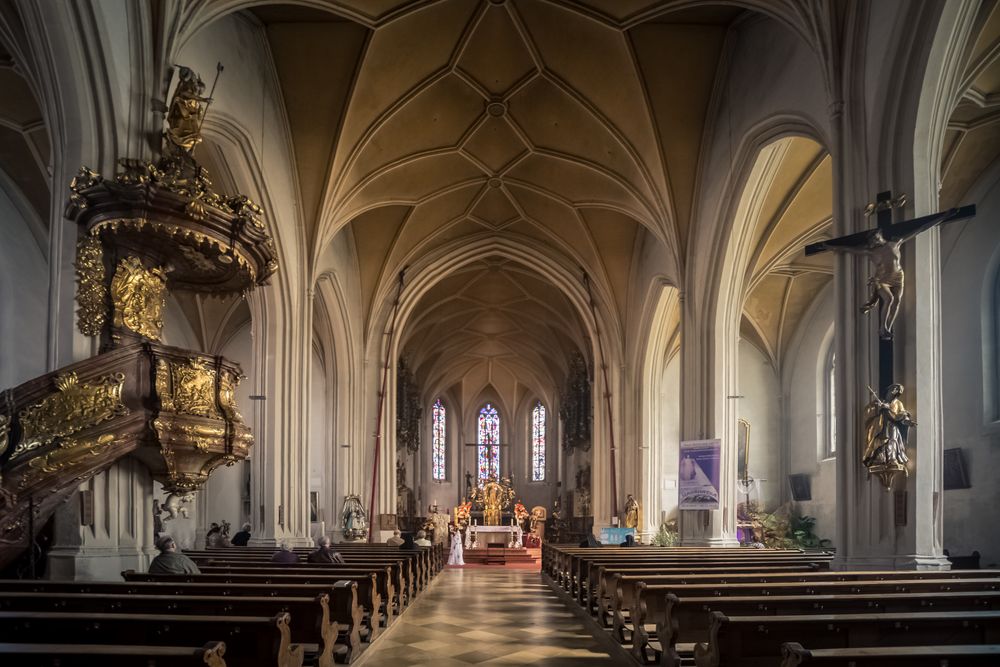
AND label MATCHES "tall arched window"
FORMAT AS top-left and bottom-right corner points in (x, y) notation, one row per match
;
(478, 403), (500, 480)
(531, 402), (546, 481)
(825, 350), (837, 458)
(432, 398), (446, 480)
